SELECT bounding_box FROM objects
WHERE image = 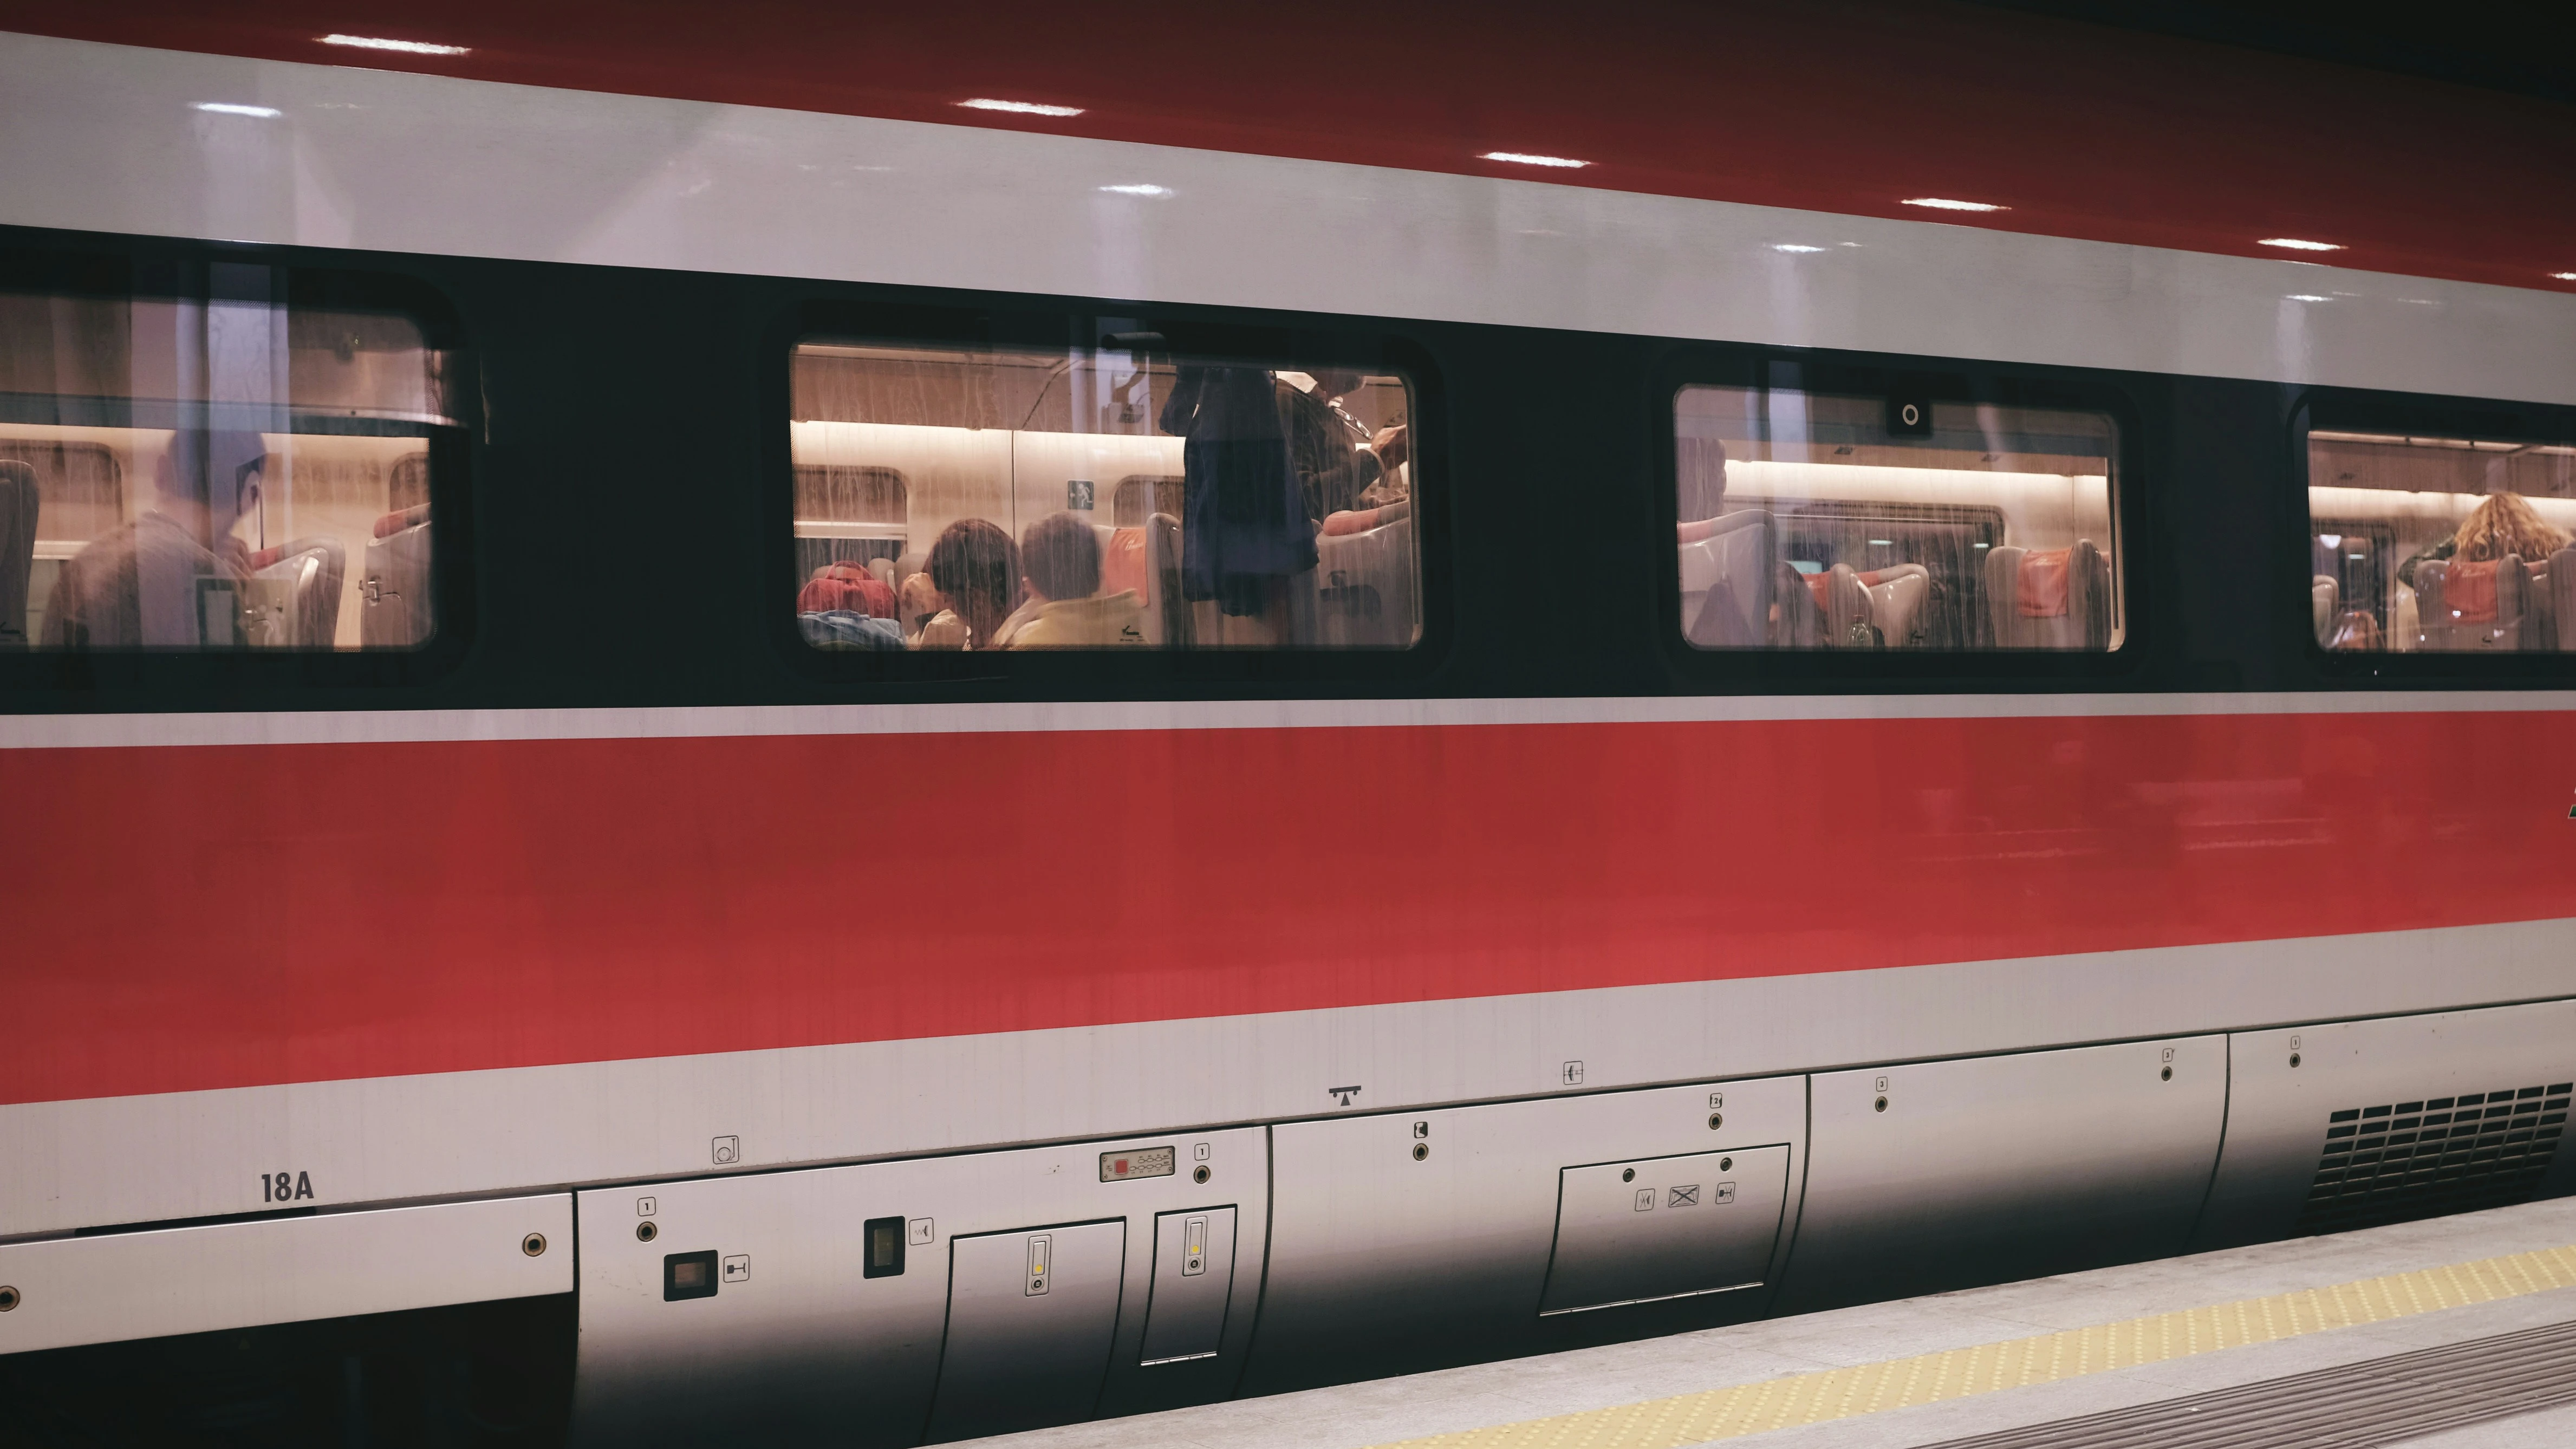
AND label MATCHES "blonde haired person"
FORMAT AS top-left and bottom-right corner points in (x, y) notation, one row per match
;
(2399, 491), (2574, 588)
